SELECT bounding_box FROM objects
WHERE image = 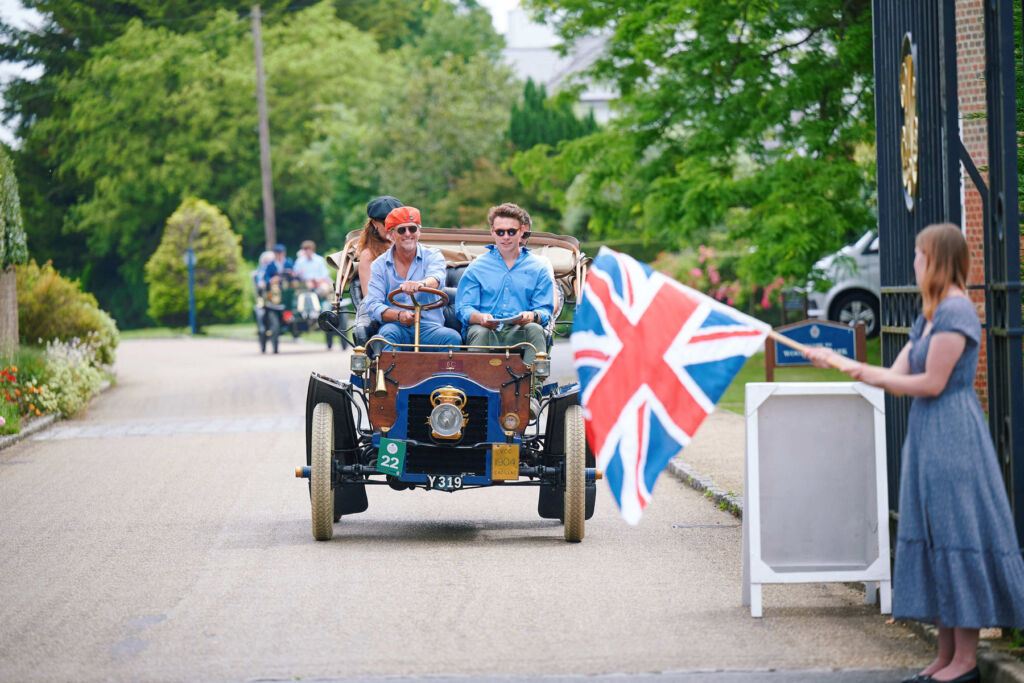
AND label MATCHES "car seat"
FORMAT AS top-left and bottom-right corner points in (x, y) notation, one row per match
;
(349, 275), (379, 349)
